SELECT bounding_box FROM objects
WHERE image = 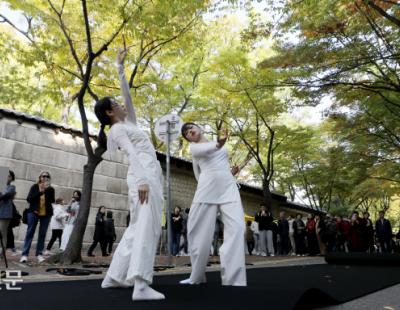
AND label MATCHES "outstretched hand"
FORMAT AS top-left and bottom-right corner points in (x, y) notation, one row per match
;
(217, 128), (229, 148)
(117, 49), (127, 65)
